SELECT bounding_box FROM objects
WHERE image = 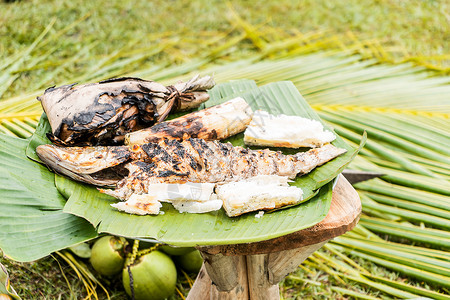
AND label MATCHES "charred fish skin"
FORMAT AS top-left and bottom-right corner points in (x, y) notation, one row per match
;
(38, 75), (215, 146)
(102, 138), (347, 200)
